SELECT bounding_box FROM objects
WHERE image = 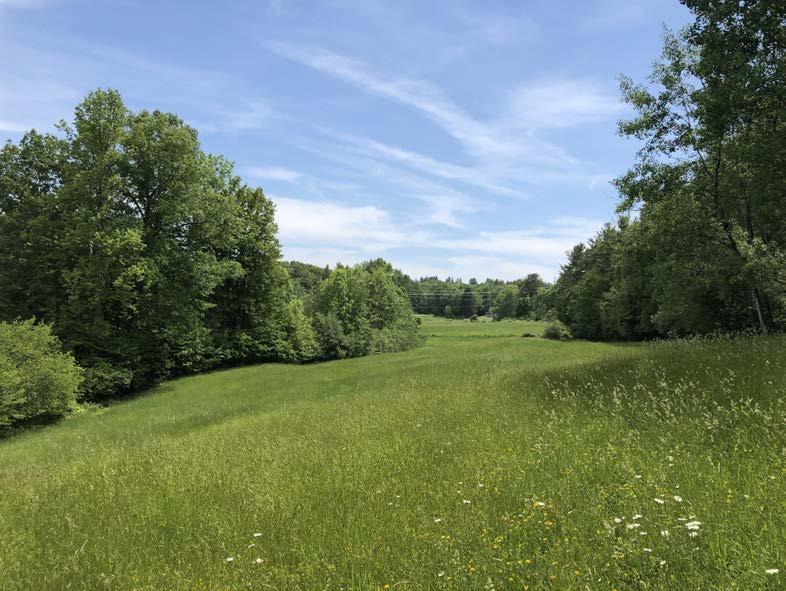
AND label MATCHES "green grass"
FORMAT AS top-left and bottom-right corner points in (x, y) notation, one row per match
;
(0, 317), (783, 590)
